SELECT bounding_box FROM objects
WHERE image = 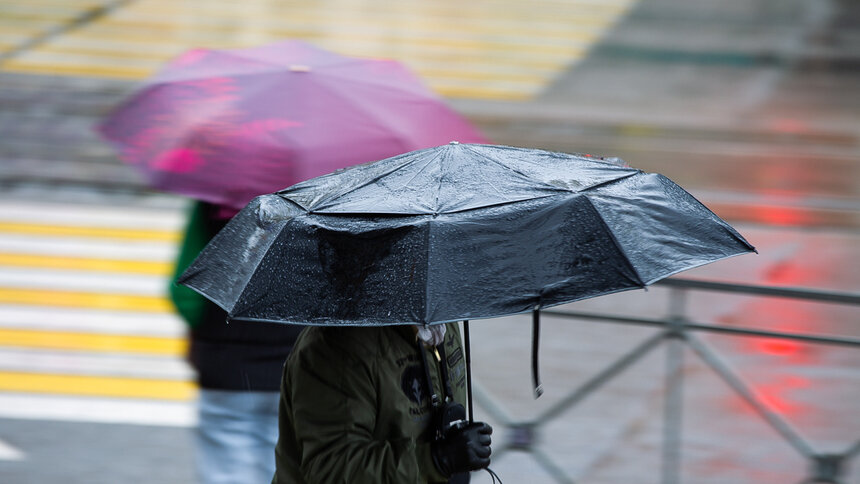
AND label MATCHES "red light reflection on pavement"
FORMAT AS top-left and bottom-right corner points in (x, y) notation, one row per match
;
(716, 243), (833, 417)
(727, 304), (817, 418)
(752, 375), (810, 416)
(746, 205), (815, 227)
(744, 303), (818, 365)
(756, 338), (802, 357)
